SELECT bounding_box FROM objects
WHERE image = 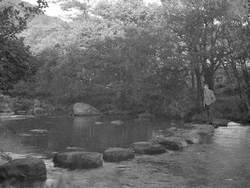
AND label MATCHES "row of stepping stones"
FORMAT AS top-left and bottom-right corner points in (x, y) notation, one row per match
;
(52, 124), (215, 170)
(0, 123), (230, 183)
